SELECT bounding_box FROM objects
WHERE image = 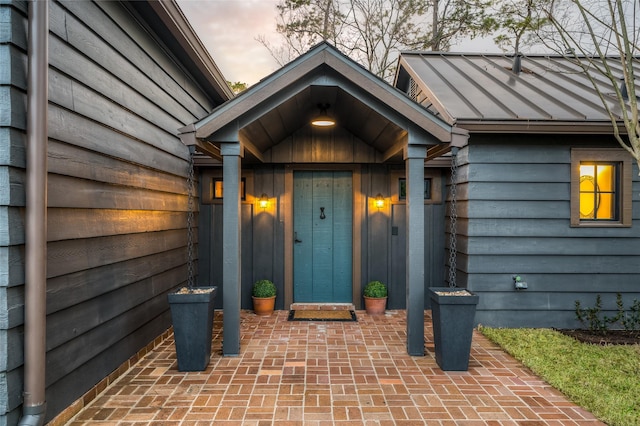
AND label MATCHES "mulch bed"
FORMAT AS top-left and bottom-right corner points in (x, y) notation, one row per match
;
(556, 329), (640, 345)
